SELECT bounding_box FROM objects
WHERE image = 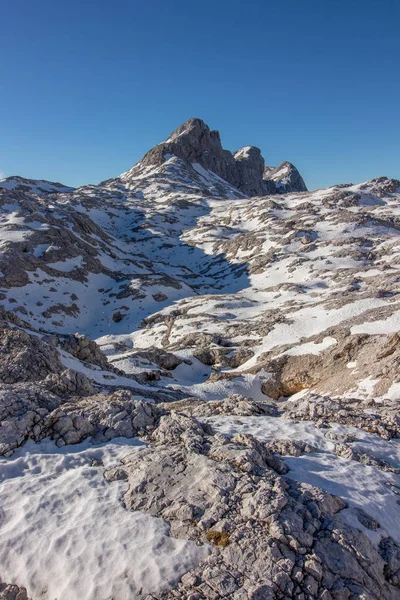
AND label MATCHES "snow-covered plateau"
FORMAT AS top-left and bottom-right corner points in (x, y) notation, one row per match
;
(0, 118), (399, 599)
